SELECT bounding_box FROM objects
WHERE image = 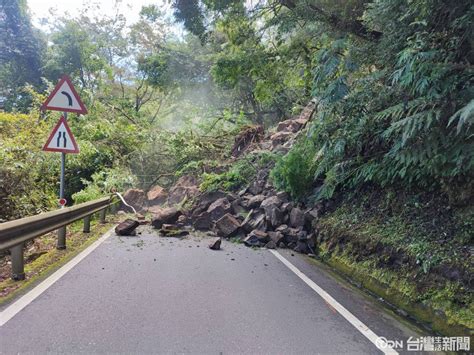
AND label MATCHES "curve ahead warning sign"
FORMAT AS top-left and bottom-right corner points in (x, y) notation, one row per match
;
(41, 75), (87, 114)
(42, 116), (80, 154)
